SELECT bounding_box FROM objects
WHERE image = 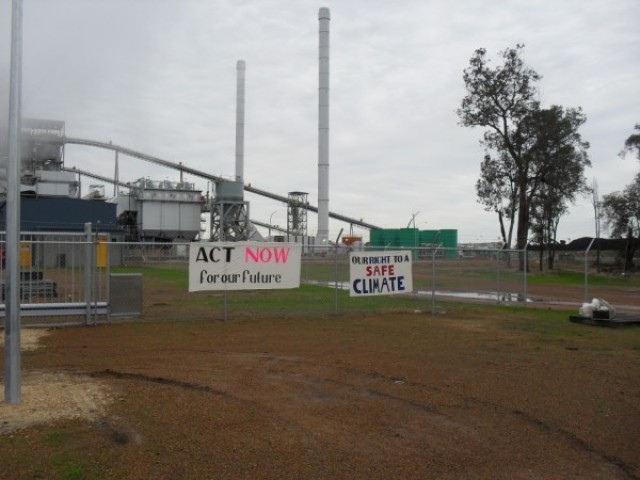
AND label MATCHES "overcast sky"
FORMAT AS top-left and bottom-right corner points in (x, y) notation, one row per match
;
(2, 0), (639, 243)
